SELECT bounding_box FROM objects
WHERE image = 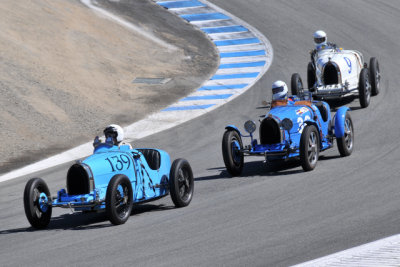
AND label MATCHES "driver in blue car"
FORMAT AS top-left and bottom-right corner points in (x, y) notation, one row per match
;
(93, 124), (132, 149)
(272, 80), (298, 104)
